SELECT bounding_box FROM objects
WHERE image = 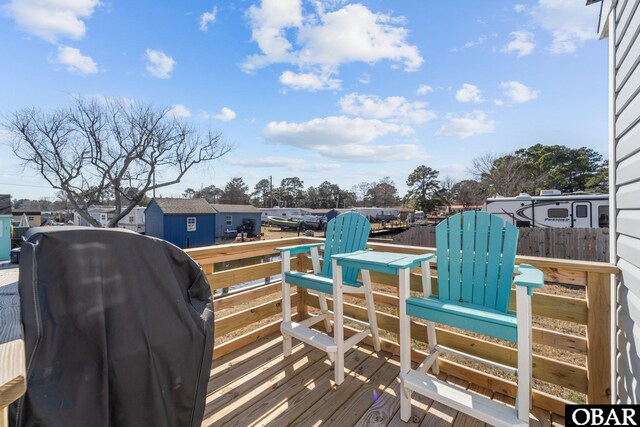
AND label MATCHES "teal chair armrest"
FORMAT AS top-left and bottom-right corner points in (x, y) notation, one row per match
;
(514, 264), (544, 296)
(276, 243), (324, 255)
